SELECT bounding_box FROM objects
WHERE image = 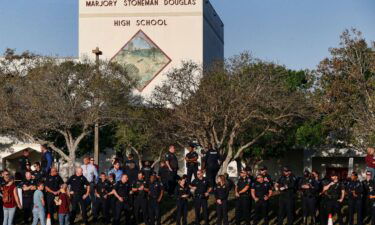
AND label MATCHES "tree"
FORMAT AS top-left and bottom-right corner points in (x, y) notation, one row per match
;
(317, 29), (375, 148)
(152, 53), (313, 173)
(0, 50), (137, 174)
